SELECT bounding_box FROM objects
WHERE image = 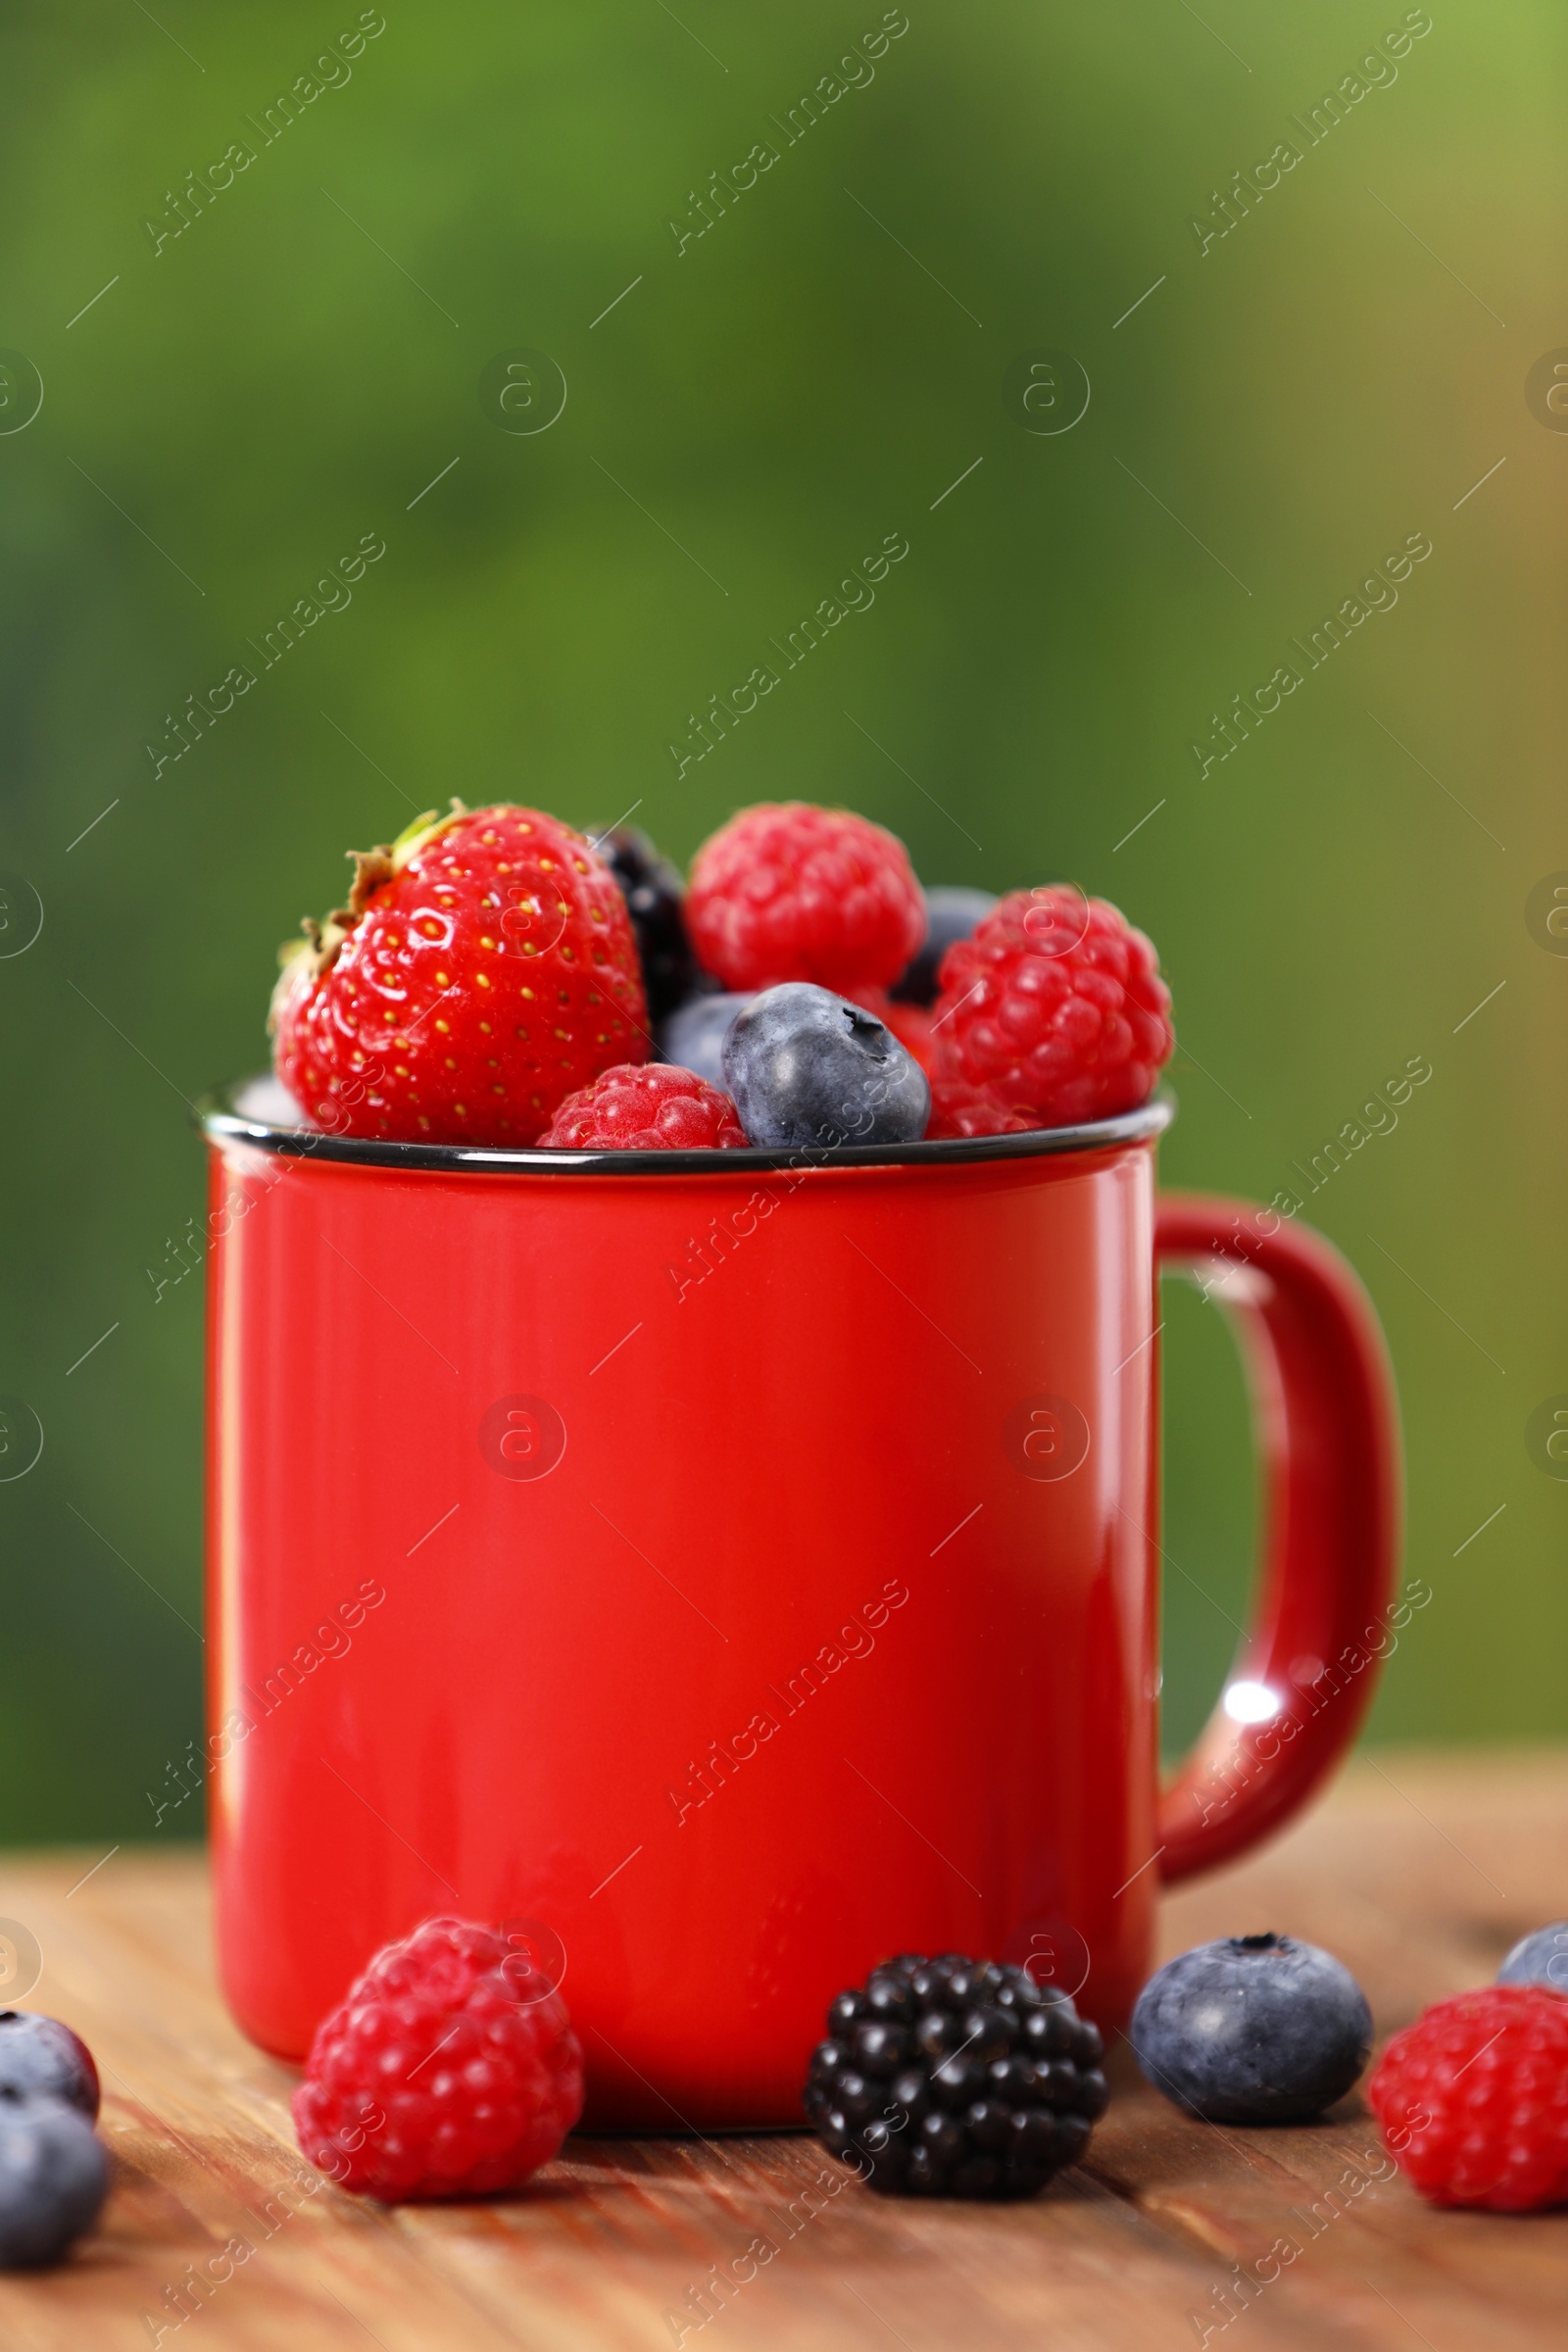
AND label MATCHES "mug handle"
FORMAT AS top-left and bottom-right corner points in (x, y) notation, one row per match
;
(1153, 1193), (1401, 1884)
